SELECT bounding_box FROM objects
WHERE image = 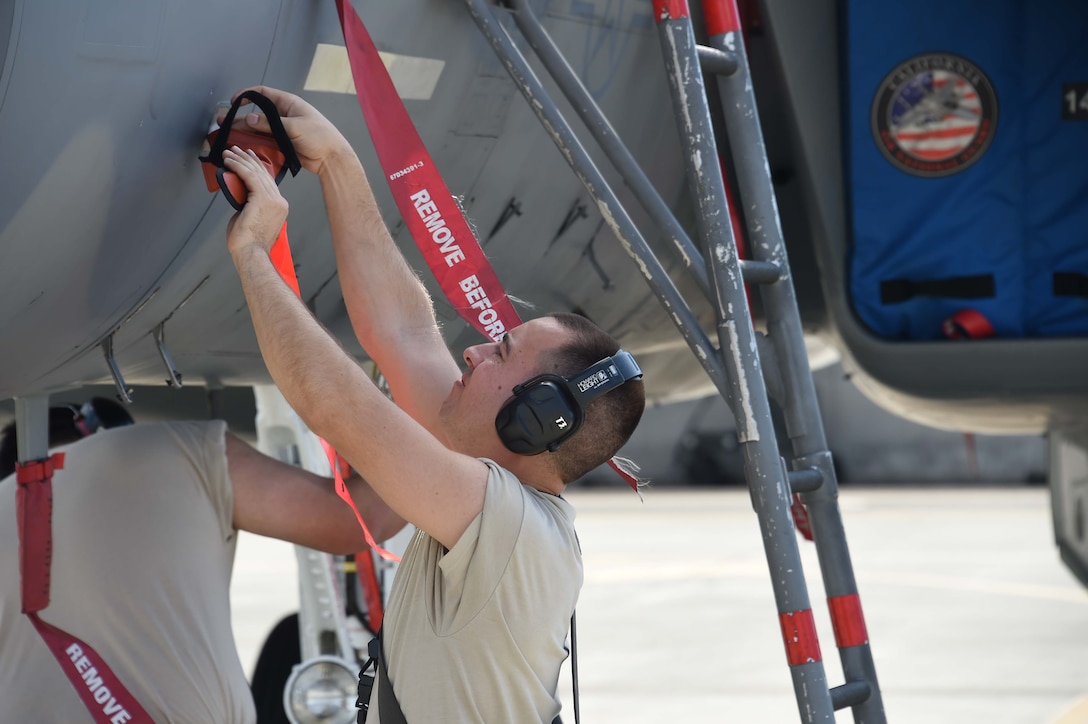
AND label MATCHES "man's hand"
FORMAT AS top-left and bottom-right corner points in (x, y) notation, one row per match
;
(219, 86), (351, 176)
(223, 147), (290, 258)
